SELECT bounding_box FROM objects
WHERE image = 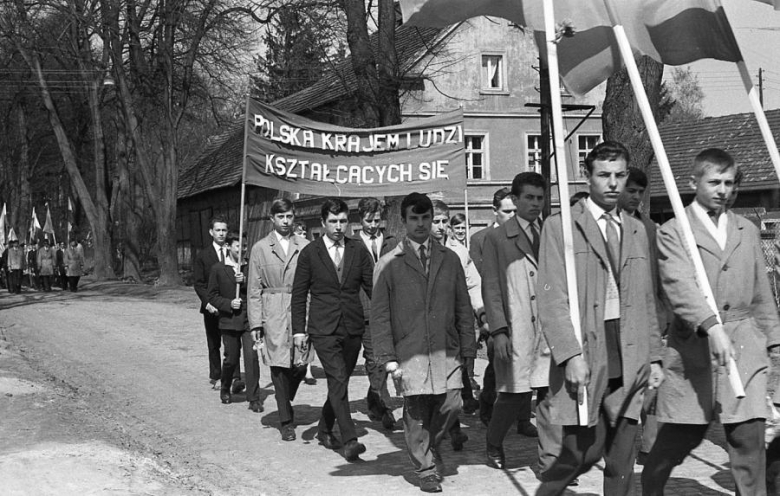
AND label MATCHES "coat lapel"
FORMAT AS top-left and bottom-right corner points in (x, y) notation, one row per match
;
(427, 241), (447, 299)
(401, 238), (427, 278)
(573, 203), (611, 270)
(686, 206), (723, 258)
(268, 233), (286, 264)
(618, 213), (639, 274)
(506, 217), (537, 267)
(340, 238), (356, 287)
(316, 238), (340, 283)
(721, 210), (744, 267)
